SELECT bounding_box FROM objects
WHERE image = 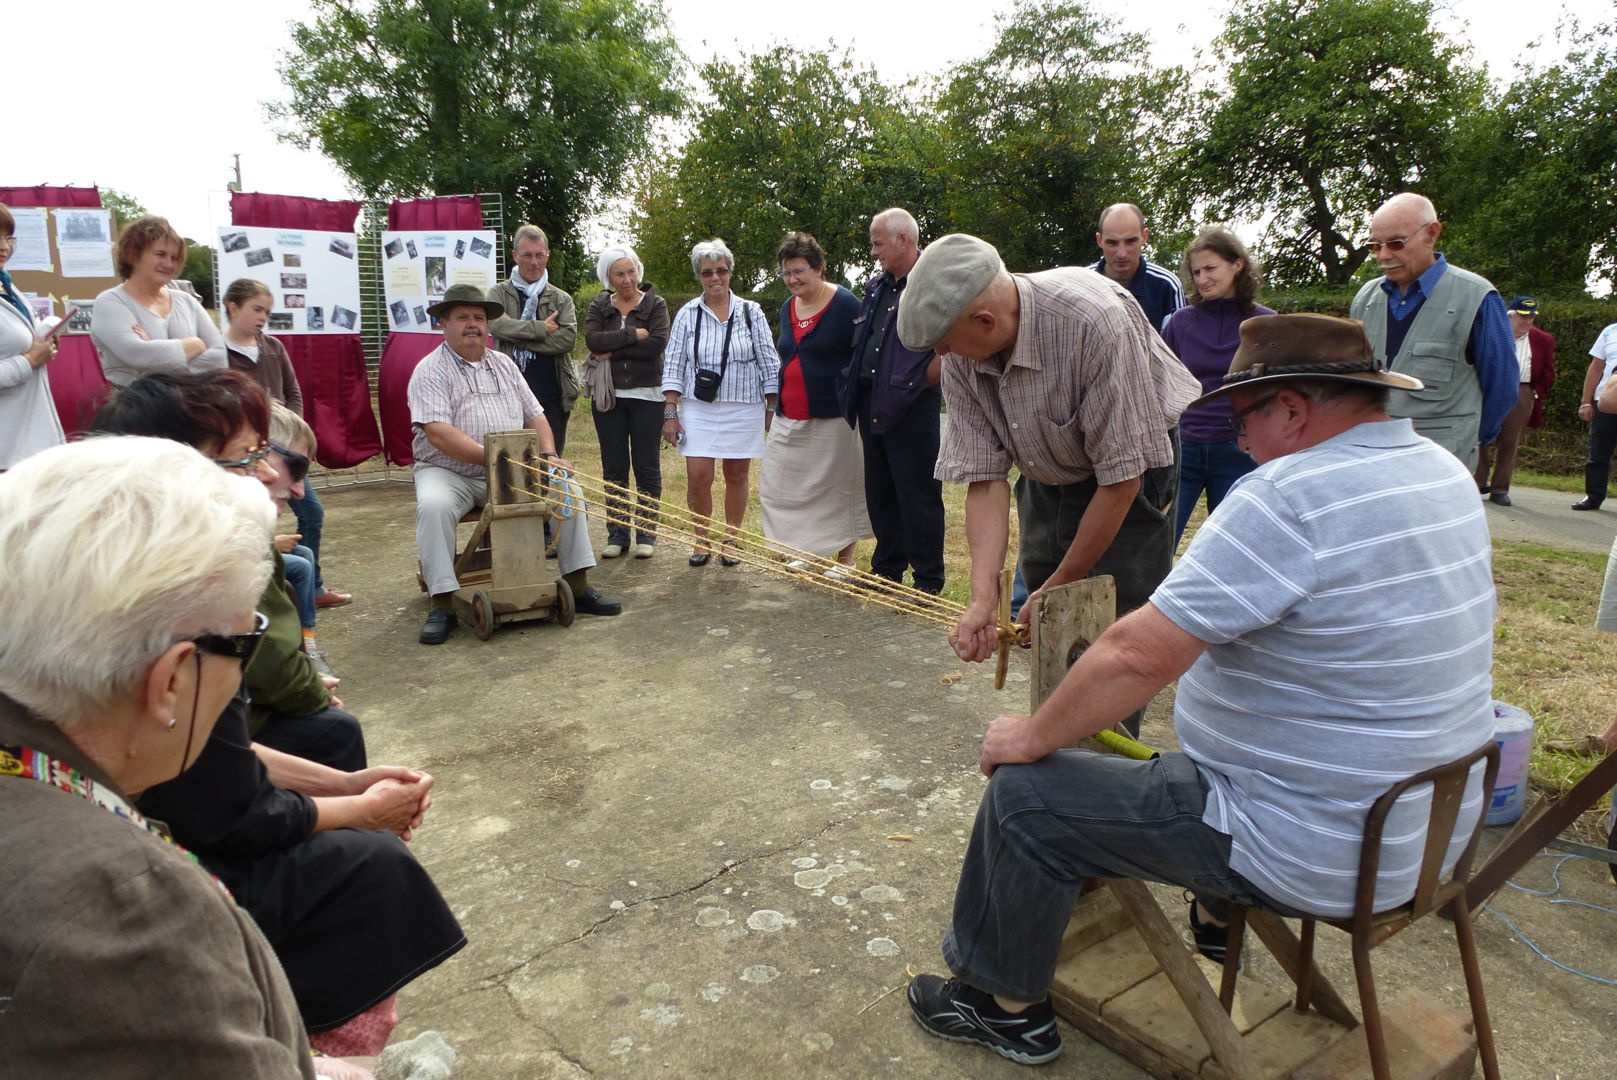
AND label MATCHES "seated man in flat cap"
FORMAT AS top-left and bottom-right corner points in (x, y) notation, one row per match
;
(897, 234), (1198, 734)
(905, 314), (1496, 1066)
(409, 283), (622, 645)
